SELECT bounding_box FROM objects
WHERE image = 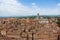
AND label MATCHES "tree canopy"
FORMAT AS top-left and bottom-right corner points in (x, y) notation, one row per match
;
(57, 18), (60, 27)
